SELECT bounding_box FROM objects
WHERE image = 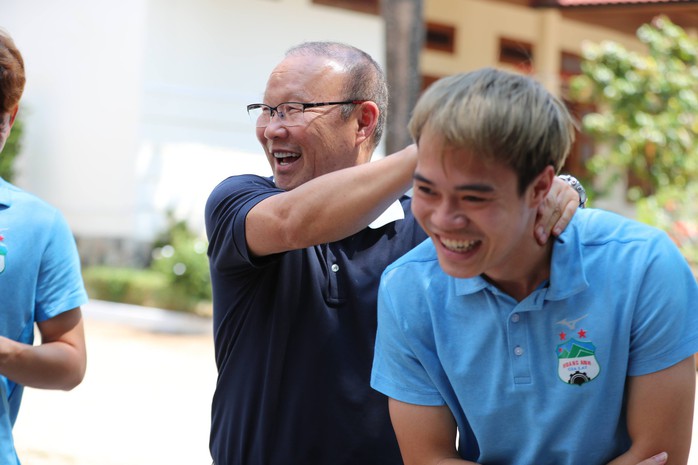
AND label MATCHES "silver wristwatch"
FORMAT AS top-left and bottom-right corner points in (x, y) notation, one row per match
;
(558, 174), (587, 208)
